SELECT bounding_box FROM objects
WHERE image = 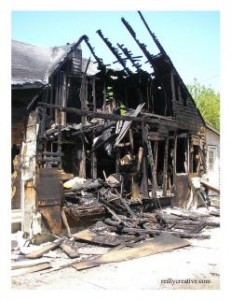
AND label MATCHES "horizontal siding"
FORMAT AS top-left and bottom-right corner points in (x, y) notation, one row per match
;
(173, 99), (204, 133)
